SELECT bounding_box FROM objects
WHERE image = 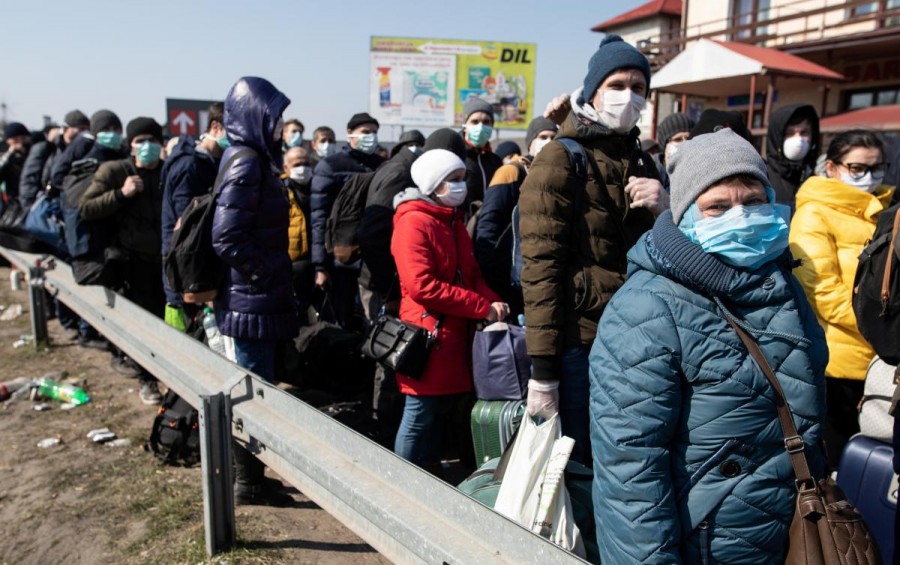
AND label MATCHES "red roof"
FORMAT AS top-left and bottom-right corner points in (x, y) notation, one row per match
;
(820, 105), (900, 133)
(592, 0), (682, 31)
(716, 41), (845, 81)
